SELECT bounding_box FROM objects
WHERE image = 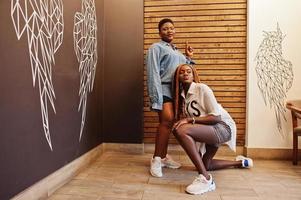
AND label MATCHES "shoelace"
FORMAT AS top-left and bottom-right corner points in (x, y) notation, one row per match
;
(193, 176), (208, 184)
